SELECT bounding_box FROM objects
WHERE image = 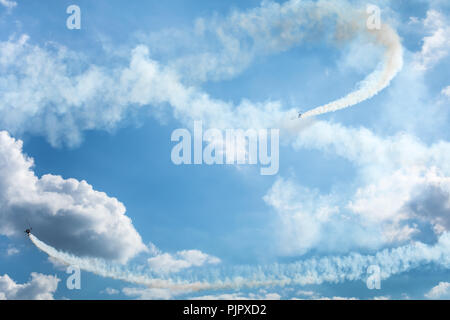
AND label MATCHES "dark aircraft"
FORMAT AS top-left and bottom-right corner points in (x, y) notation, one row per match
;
(25, 227), (32, 236)
(290, 110), (304, 120)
